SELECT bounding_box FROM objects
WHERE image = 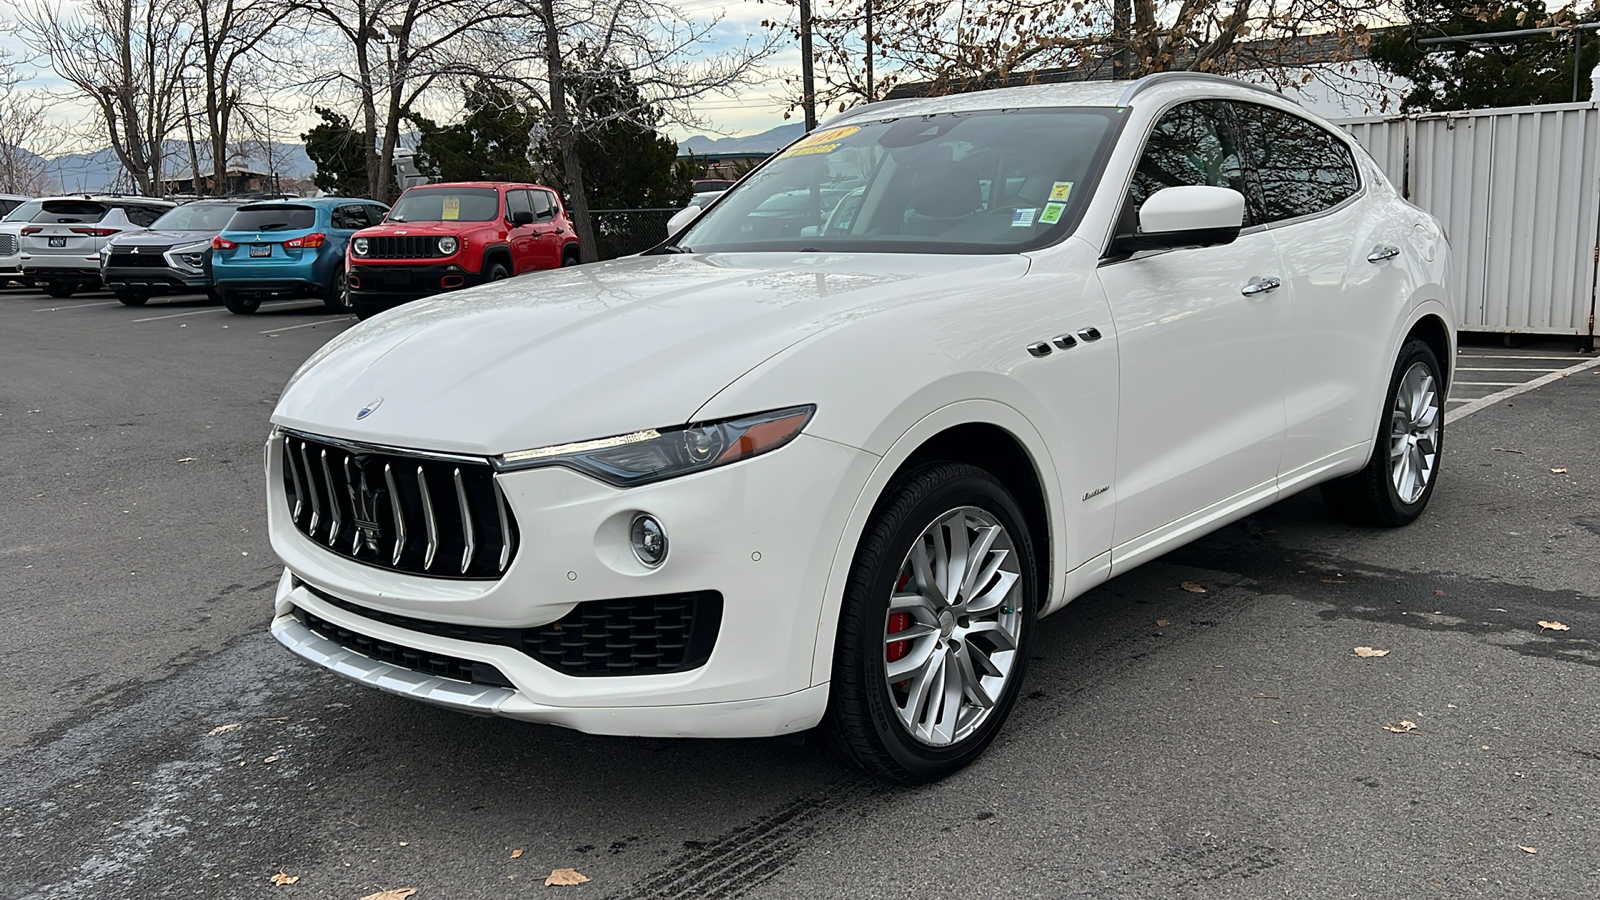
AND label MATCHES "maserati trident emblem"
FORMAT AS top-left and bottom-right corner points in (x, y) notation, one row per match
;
(356, 396), (383, 420)
(347, 464), (385, 555)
